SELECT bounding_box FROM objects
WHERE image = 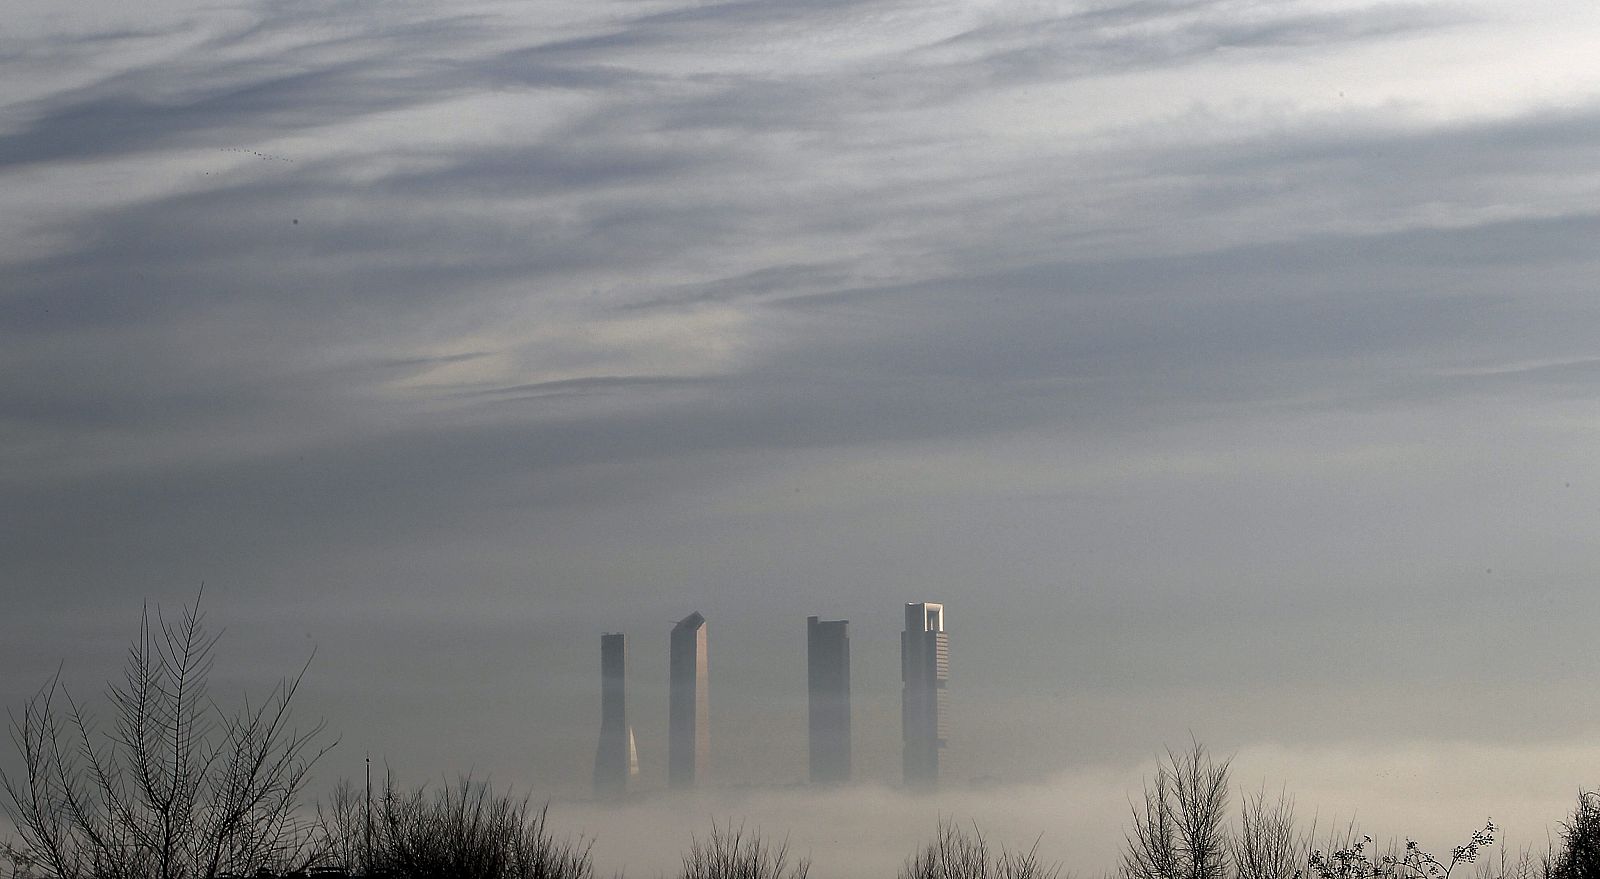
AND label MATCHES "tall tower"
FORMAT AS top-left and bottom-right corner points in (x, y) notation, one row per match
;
(807, 616), (851, 784)
(593, 633), (635, 797)
(901, 602), (947, 789)
(669, 612), (709, 788)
